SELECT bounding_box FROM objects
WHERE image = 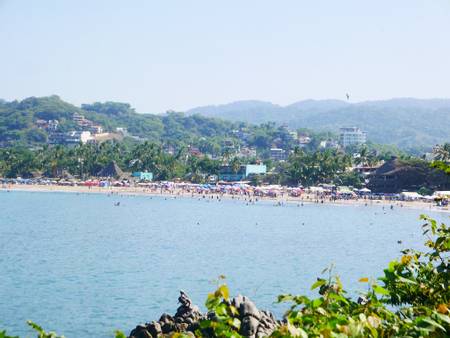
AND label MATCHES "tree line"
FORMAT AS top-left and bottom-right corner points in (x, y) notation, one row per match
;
(0, 141), (395, 187)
